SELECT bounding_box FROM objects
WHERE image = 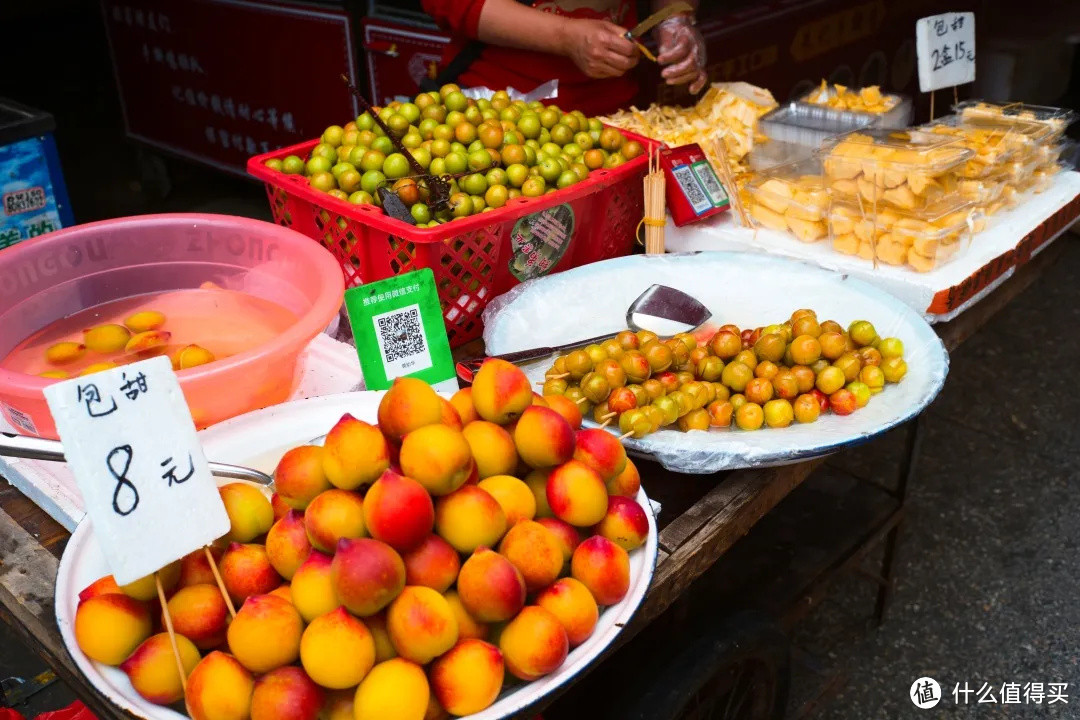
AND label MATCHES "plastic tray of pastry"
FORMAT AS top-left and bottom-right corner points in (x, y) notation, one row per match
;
(746, 158), (829, 242)
(800, 83), (913, 128)
(828, 196), (978, 273)
(821, 129), (974, 212)
(954, 100), (1077, 142)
